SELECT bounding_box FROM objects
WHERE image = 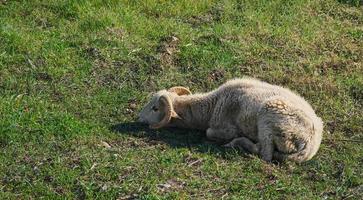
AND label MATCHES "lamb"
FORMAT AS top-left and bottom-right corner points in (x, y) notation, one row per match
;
(138, 77), (323, 163)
